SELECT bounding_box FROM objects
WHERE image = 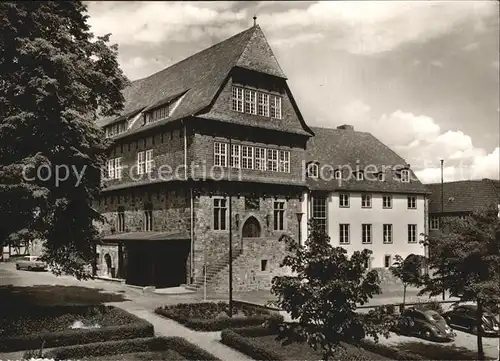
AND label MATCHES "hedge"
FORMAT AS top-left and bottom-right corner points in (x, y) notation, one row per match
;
(0, 305), (154, 352)
(221, 325), (425, 361)
(154, 301), (284, 331)
(25, 336), (221, 361)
